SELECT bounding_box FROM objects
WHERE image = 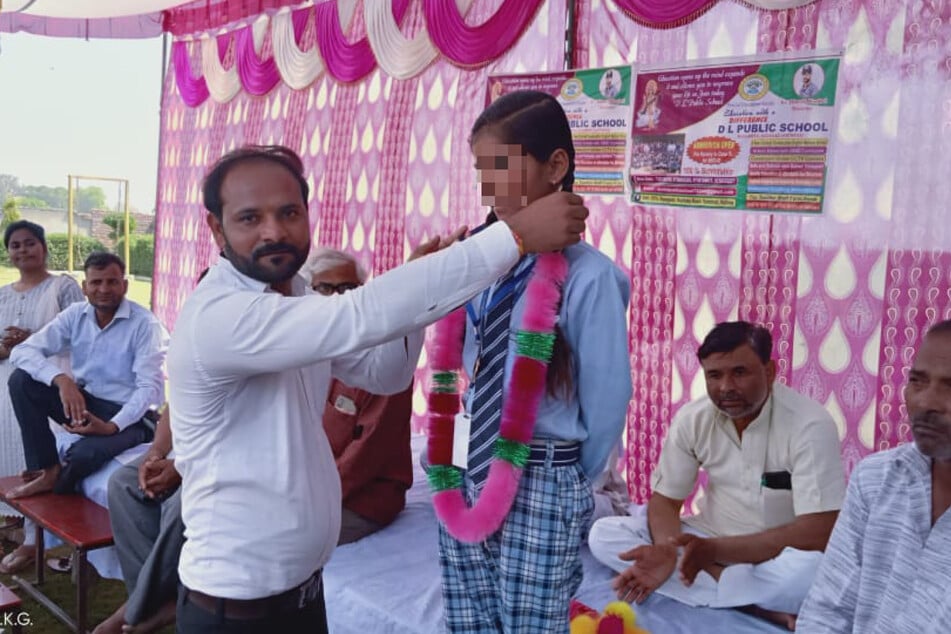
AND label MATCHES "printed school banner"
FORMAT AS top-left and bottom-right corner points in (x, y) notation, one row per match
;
(487, 66), (633, 196)
(629, 54), (840, 214)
